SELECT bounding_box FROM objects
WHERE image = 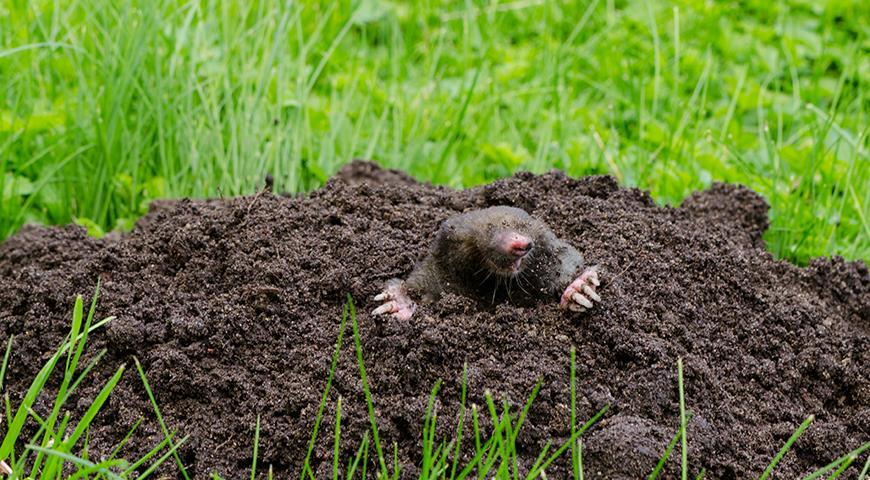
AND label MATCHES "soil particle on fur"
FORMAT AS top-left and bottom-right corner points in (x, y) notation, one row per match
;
(1, 161), (867, 479)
